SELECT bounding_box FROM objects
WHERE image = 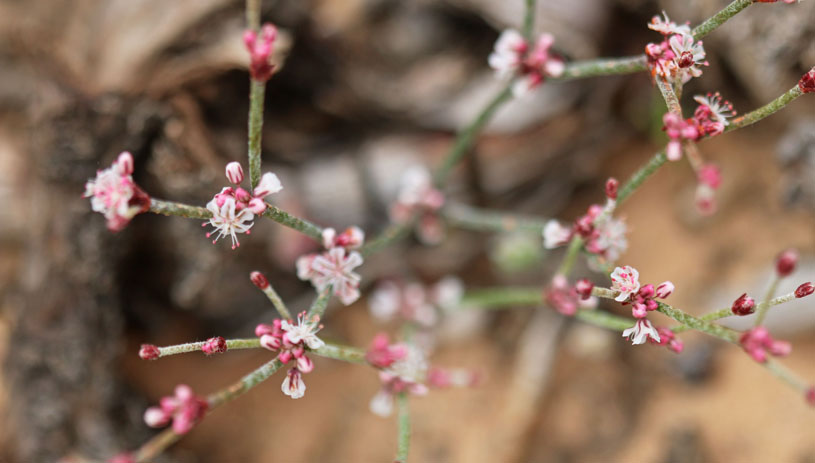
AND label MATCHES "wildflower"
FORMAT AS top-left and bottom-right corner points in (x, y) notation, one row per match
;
(731, 293), (755, 316)
(204, 197), (254, 249)
(390, 165), (445, 244)
(281, 312), (325, 350)
(739, 326), (791, 363)
(369, 346), (429, 417)
(143, 384), (208, 434)
(368, 280), (438, 326)
(243, 24), (278, 82)
(775, 249), (798, 277)
(647, 11), (691, 36)
(83, 151), (150, 231)
(545, 275), (597, 315)
(622, 318), (661, 345)
(587, 215), (628, 263)
(366, 333), (407, 369)
(304, 247), (364, 305)
(281, 368), (306, 399)
(543, 220), (572, 249)
(693, 93), (735, 137)
(610, 266), (640, 302)
(488, 29), (527, 79)
(662, 113), (700, 161)
(669, 33), (707, 83)
(575, 279), (594, 300)
(489, 29), (565, 97)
